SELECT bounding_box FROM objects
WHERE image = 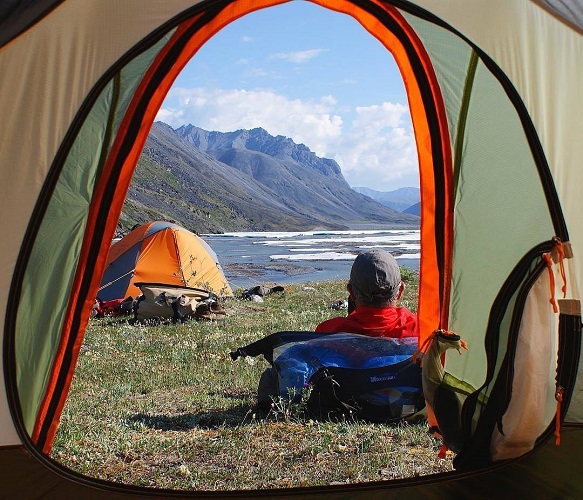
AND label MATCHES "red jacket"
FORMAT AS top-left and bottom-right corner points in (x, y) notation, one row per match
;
(315, 305), (418, 339)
